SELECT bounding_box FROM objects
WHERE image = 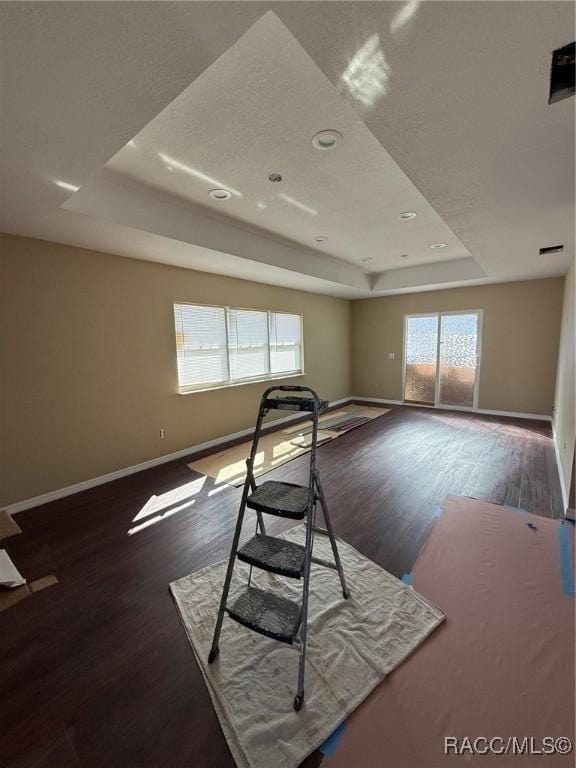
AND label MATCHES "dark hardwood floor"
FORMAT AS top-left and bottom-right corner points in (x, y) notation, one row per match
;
(0, 406), (563, 768)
